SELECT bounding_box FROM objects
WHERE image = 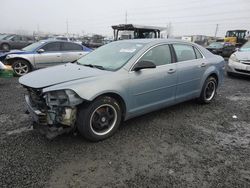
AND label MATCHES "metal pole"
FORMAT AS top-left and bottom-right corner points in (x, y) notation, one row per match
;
(214, 24), (218, 37)
(125, 11), (127, 24)
(66, 20), (69, 36)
